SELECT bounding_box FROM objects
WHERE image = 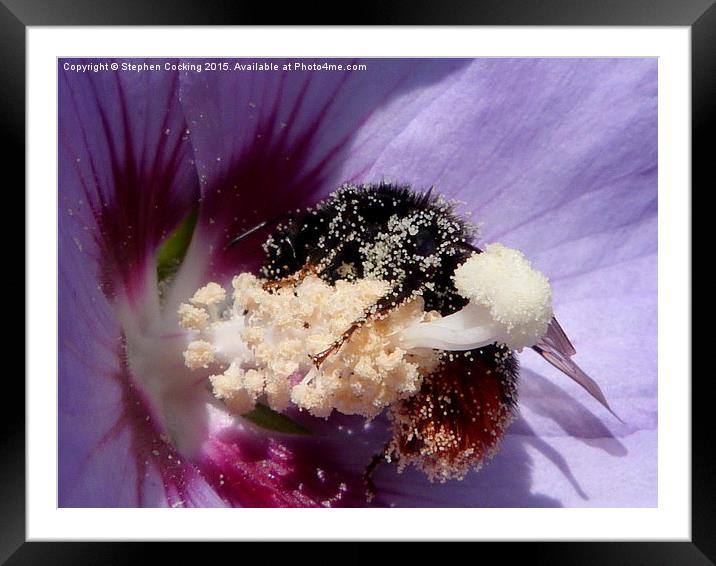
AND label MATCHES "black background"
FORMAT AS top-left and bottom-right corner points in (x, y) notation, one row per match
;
(5, 0), (706, 562)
